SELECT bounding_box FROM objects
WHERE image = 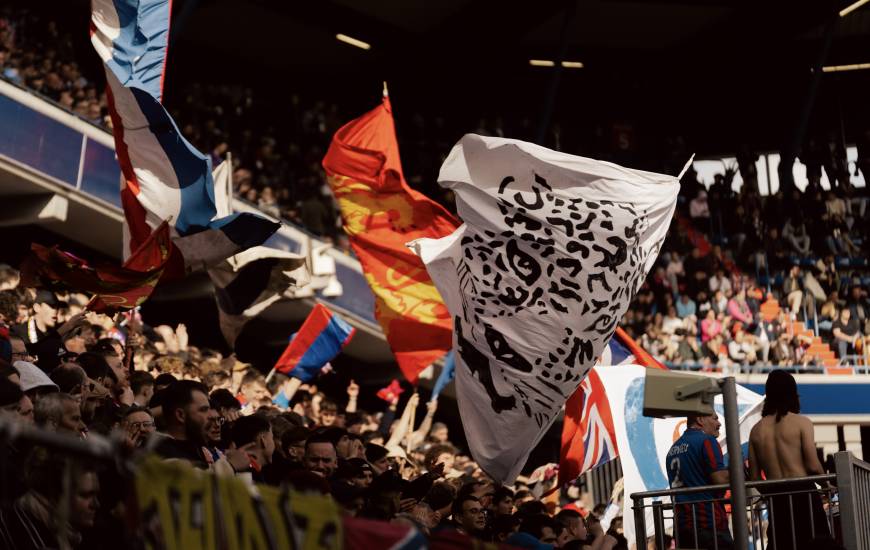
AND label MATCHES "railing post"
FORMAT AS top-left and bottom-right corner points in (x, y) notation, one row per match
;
(721, 377), (749, 550)
(835, 451), (860, 550)
(652, 500), (667, 550)
(633, 495), (647, 549)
